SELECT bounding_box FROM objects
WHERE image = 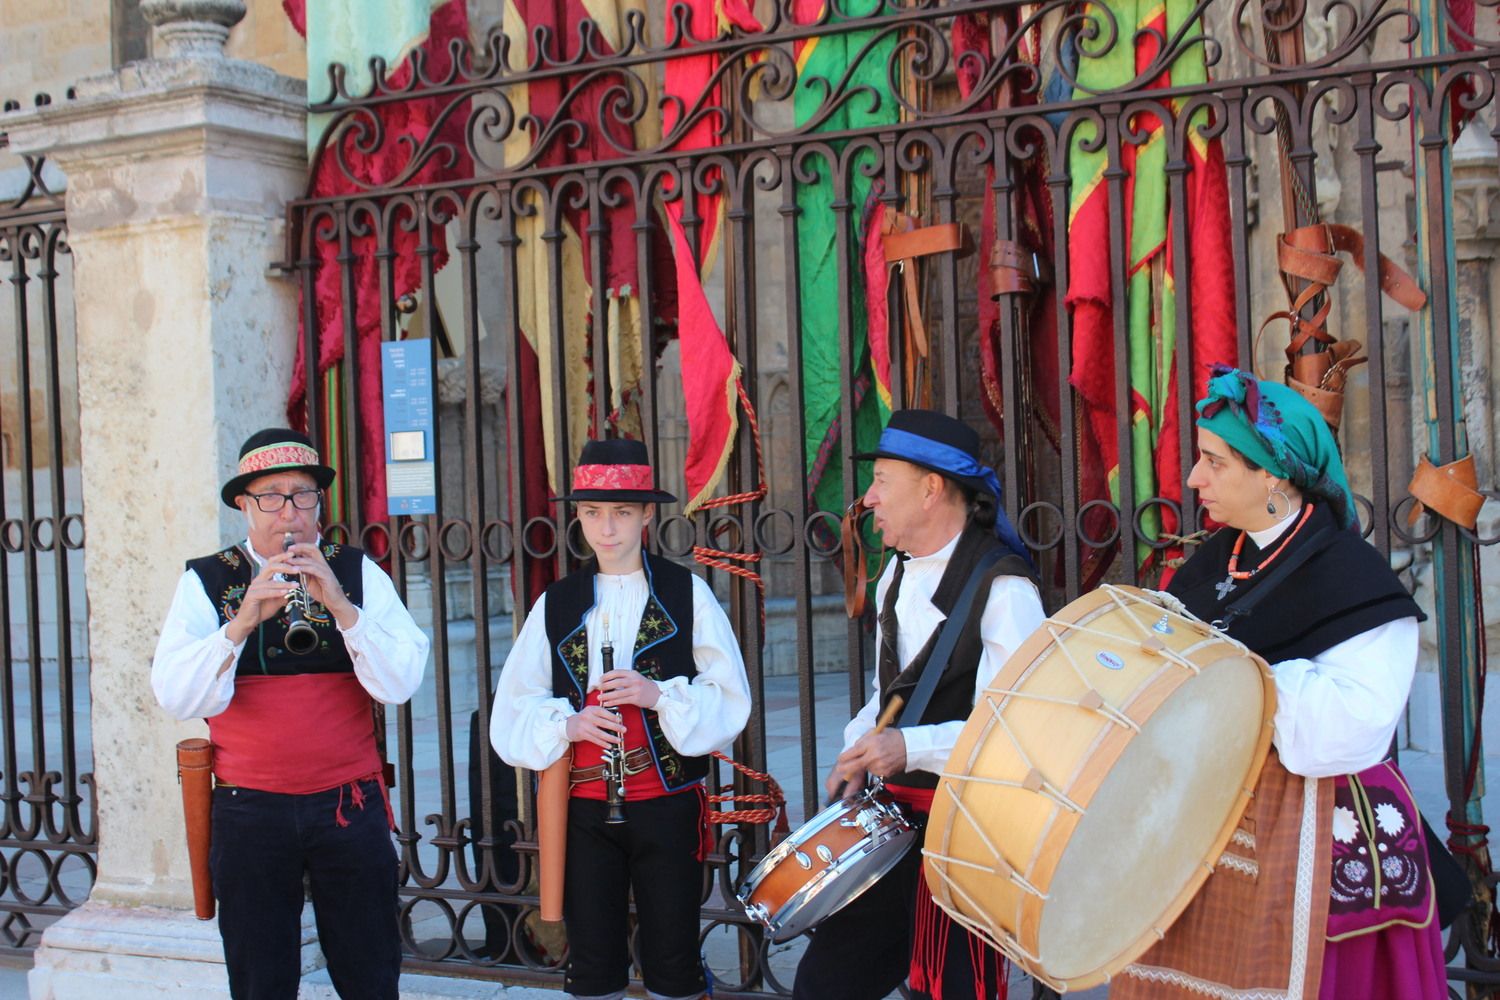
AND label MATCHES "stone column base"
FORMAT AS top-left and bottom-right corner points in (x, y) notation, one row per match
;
(28, 901), (318, 999)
